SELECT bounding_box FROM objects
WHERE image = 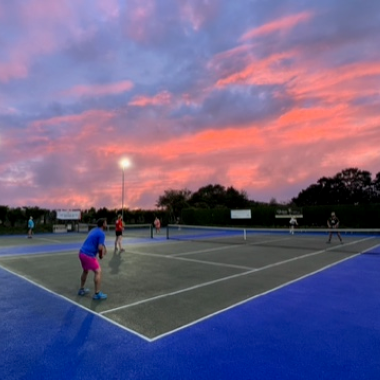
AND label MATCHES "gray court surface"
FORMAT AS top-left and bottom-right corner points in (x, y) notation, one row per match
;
(0, 232), (378, 340)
